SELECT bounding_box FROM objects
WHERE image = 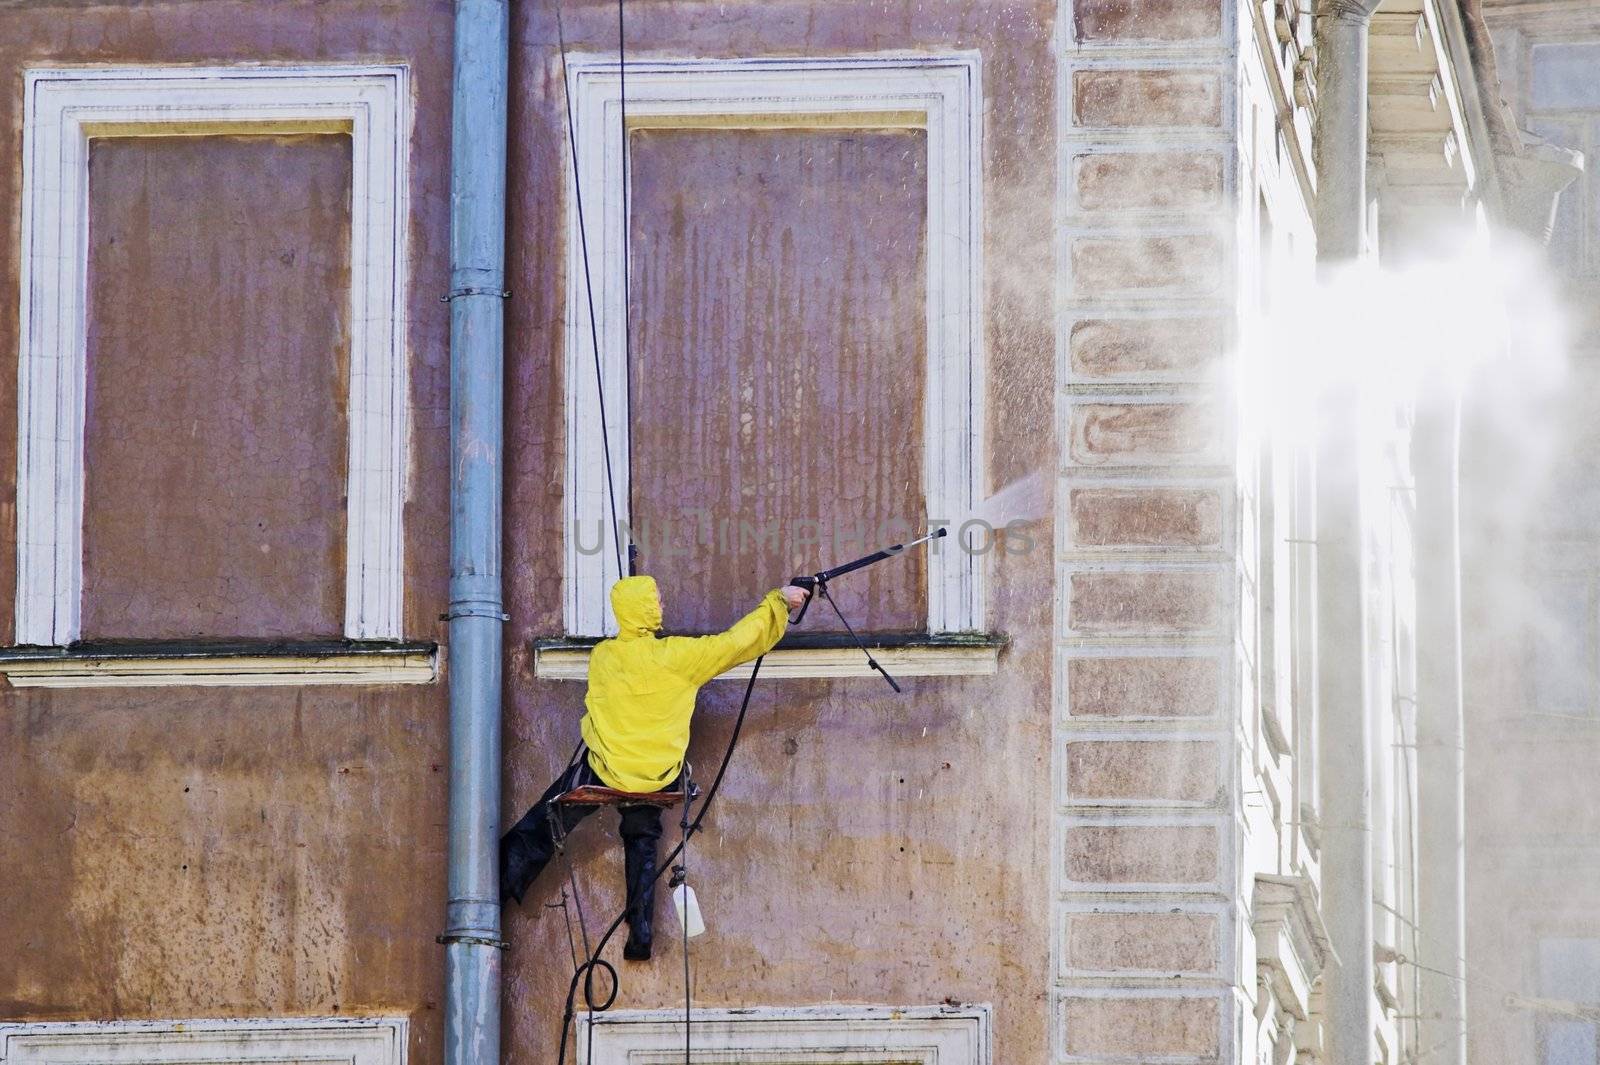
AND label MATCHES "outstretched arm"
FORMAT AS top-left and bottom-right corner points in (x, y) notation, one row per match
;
(682, 586), (807, 684)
